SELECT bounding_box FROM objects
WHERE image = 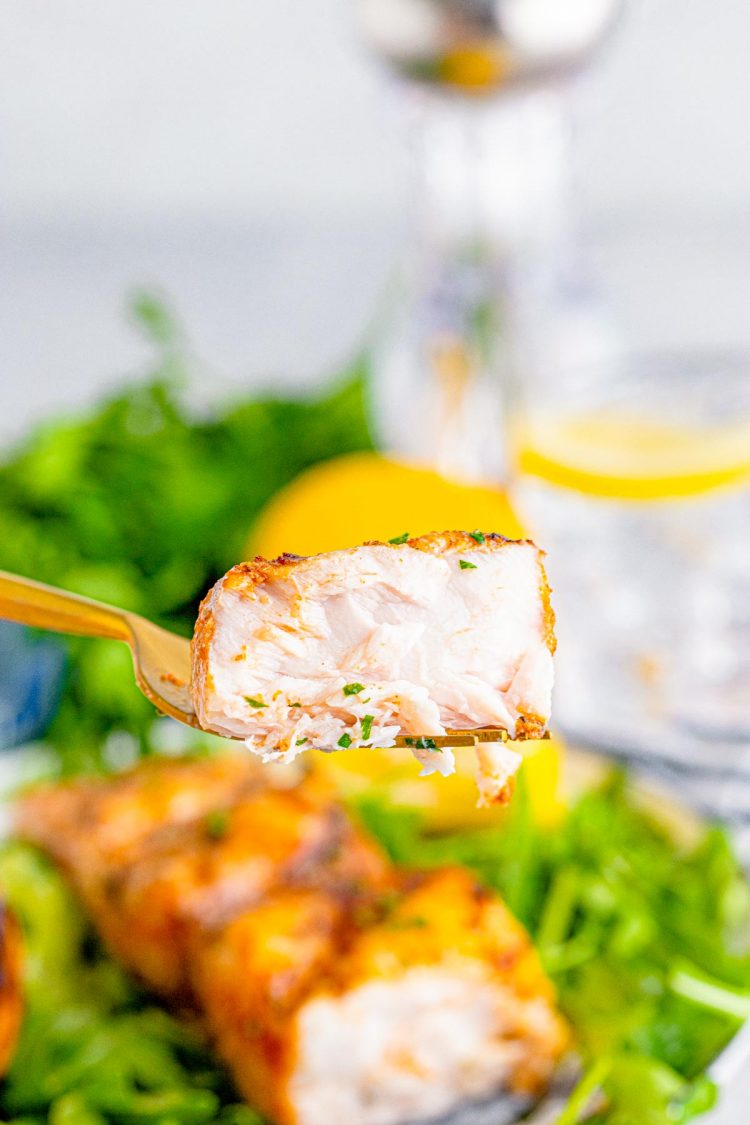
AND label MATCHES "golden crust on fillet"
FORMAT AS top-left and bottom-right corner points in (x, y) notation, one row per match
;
(92, 788), (390, 994)
(14, 753), (262, 875)
(515, 713), (549, 740)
